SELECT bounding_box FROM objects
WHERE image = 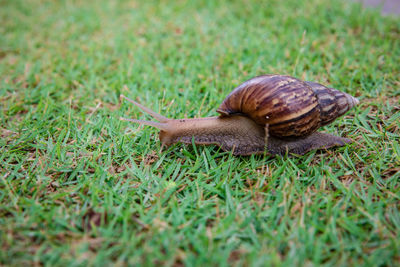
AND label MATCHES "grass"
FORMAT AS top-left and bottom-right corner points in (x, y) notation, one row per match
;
(1, 0), (399, 265)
